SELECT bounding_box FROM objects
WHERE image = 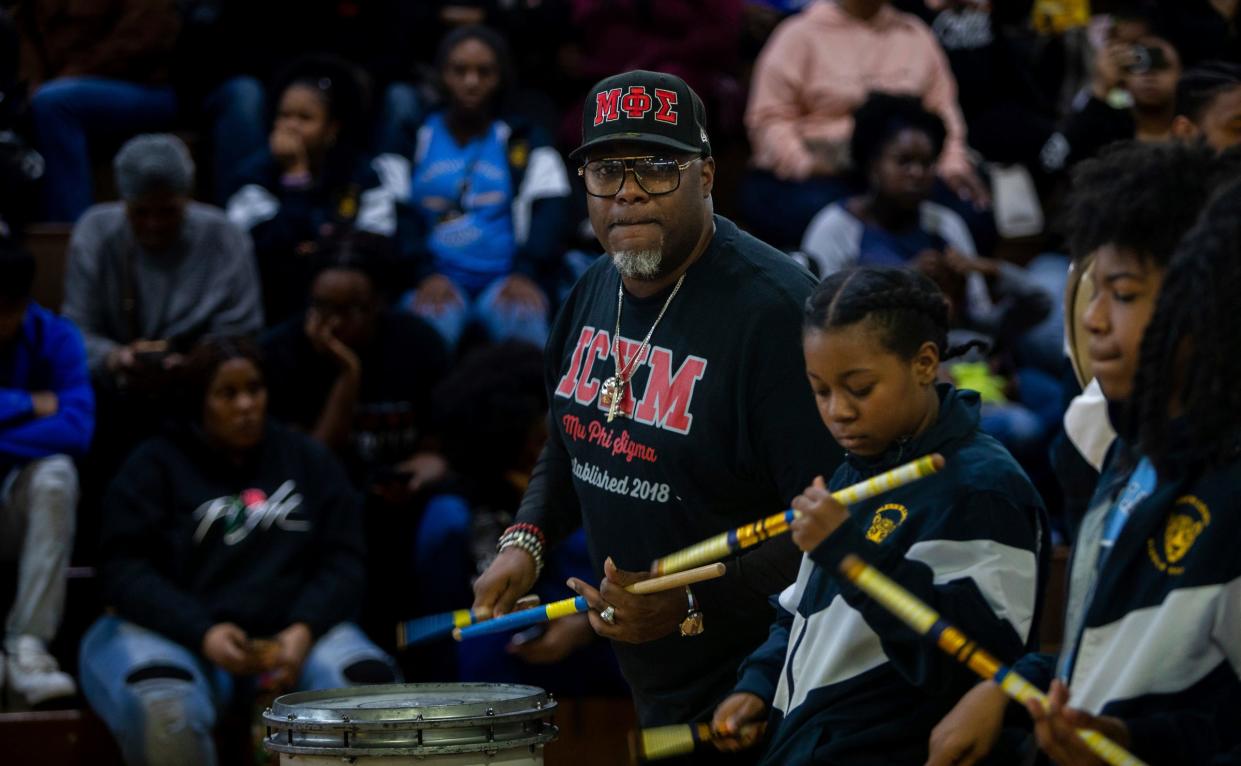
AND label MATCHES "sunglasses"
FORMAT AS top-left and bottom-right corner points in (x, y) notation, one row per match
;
(578, 156), (697, 197)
